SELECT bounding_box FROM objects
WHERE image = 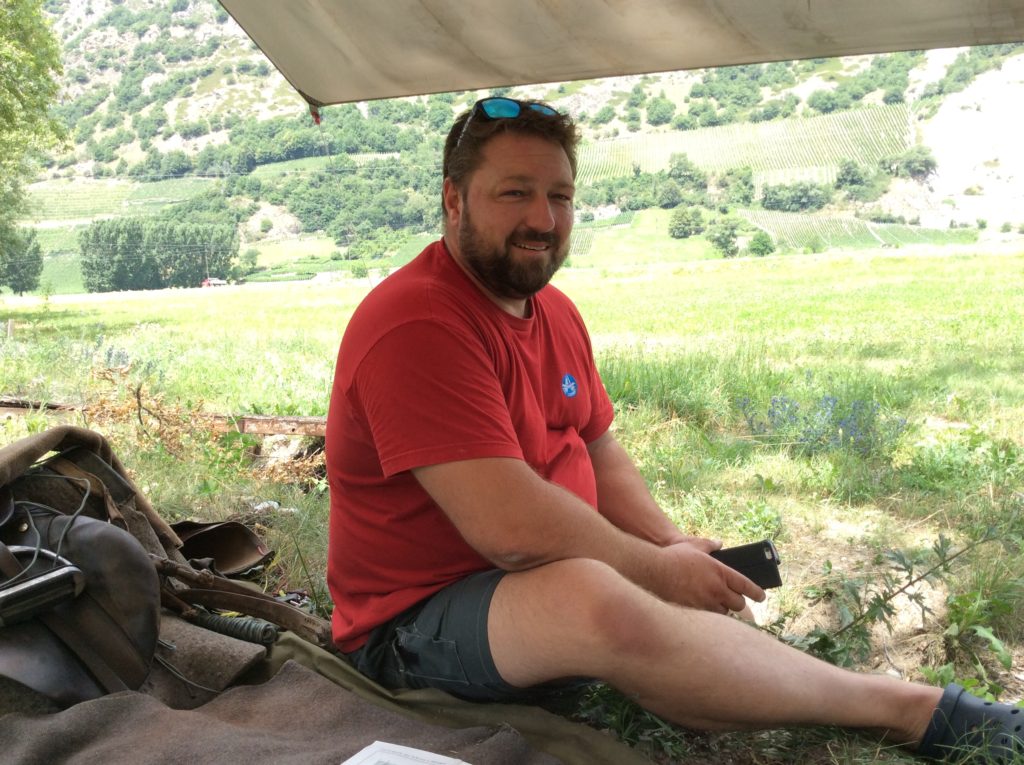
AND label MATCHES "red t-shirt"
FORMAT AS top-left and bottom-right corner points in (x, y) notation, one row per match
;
(325, 240), (614, 651)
